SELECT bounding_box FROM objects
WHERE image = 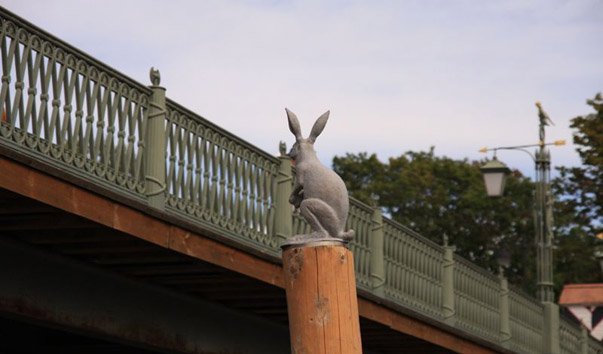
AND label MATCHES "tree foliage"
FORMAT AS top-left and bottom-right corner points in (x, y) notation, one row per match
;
(553, 93), (603, 287)
(334, 93), (603, 295)
(333, 148), (537, 291)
